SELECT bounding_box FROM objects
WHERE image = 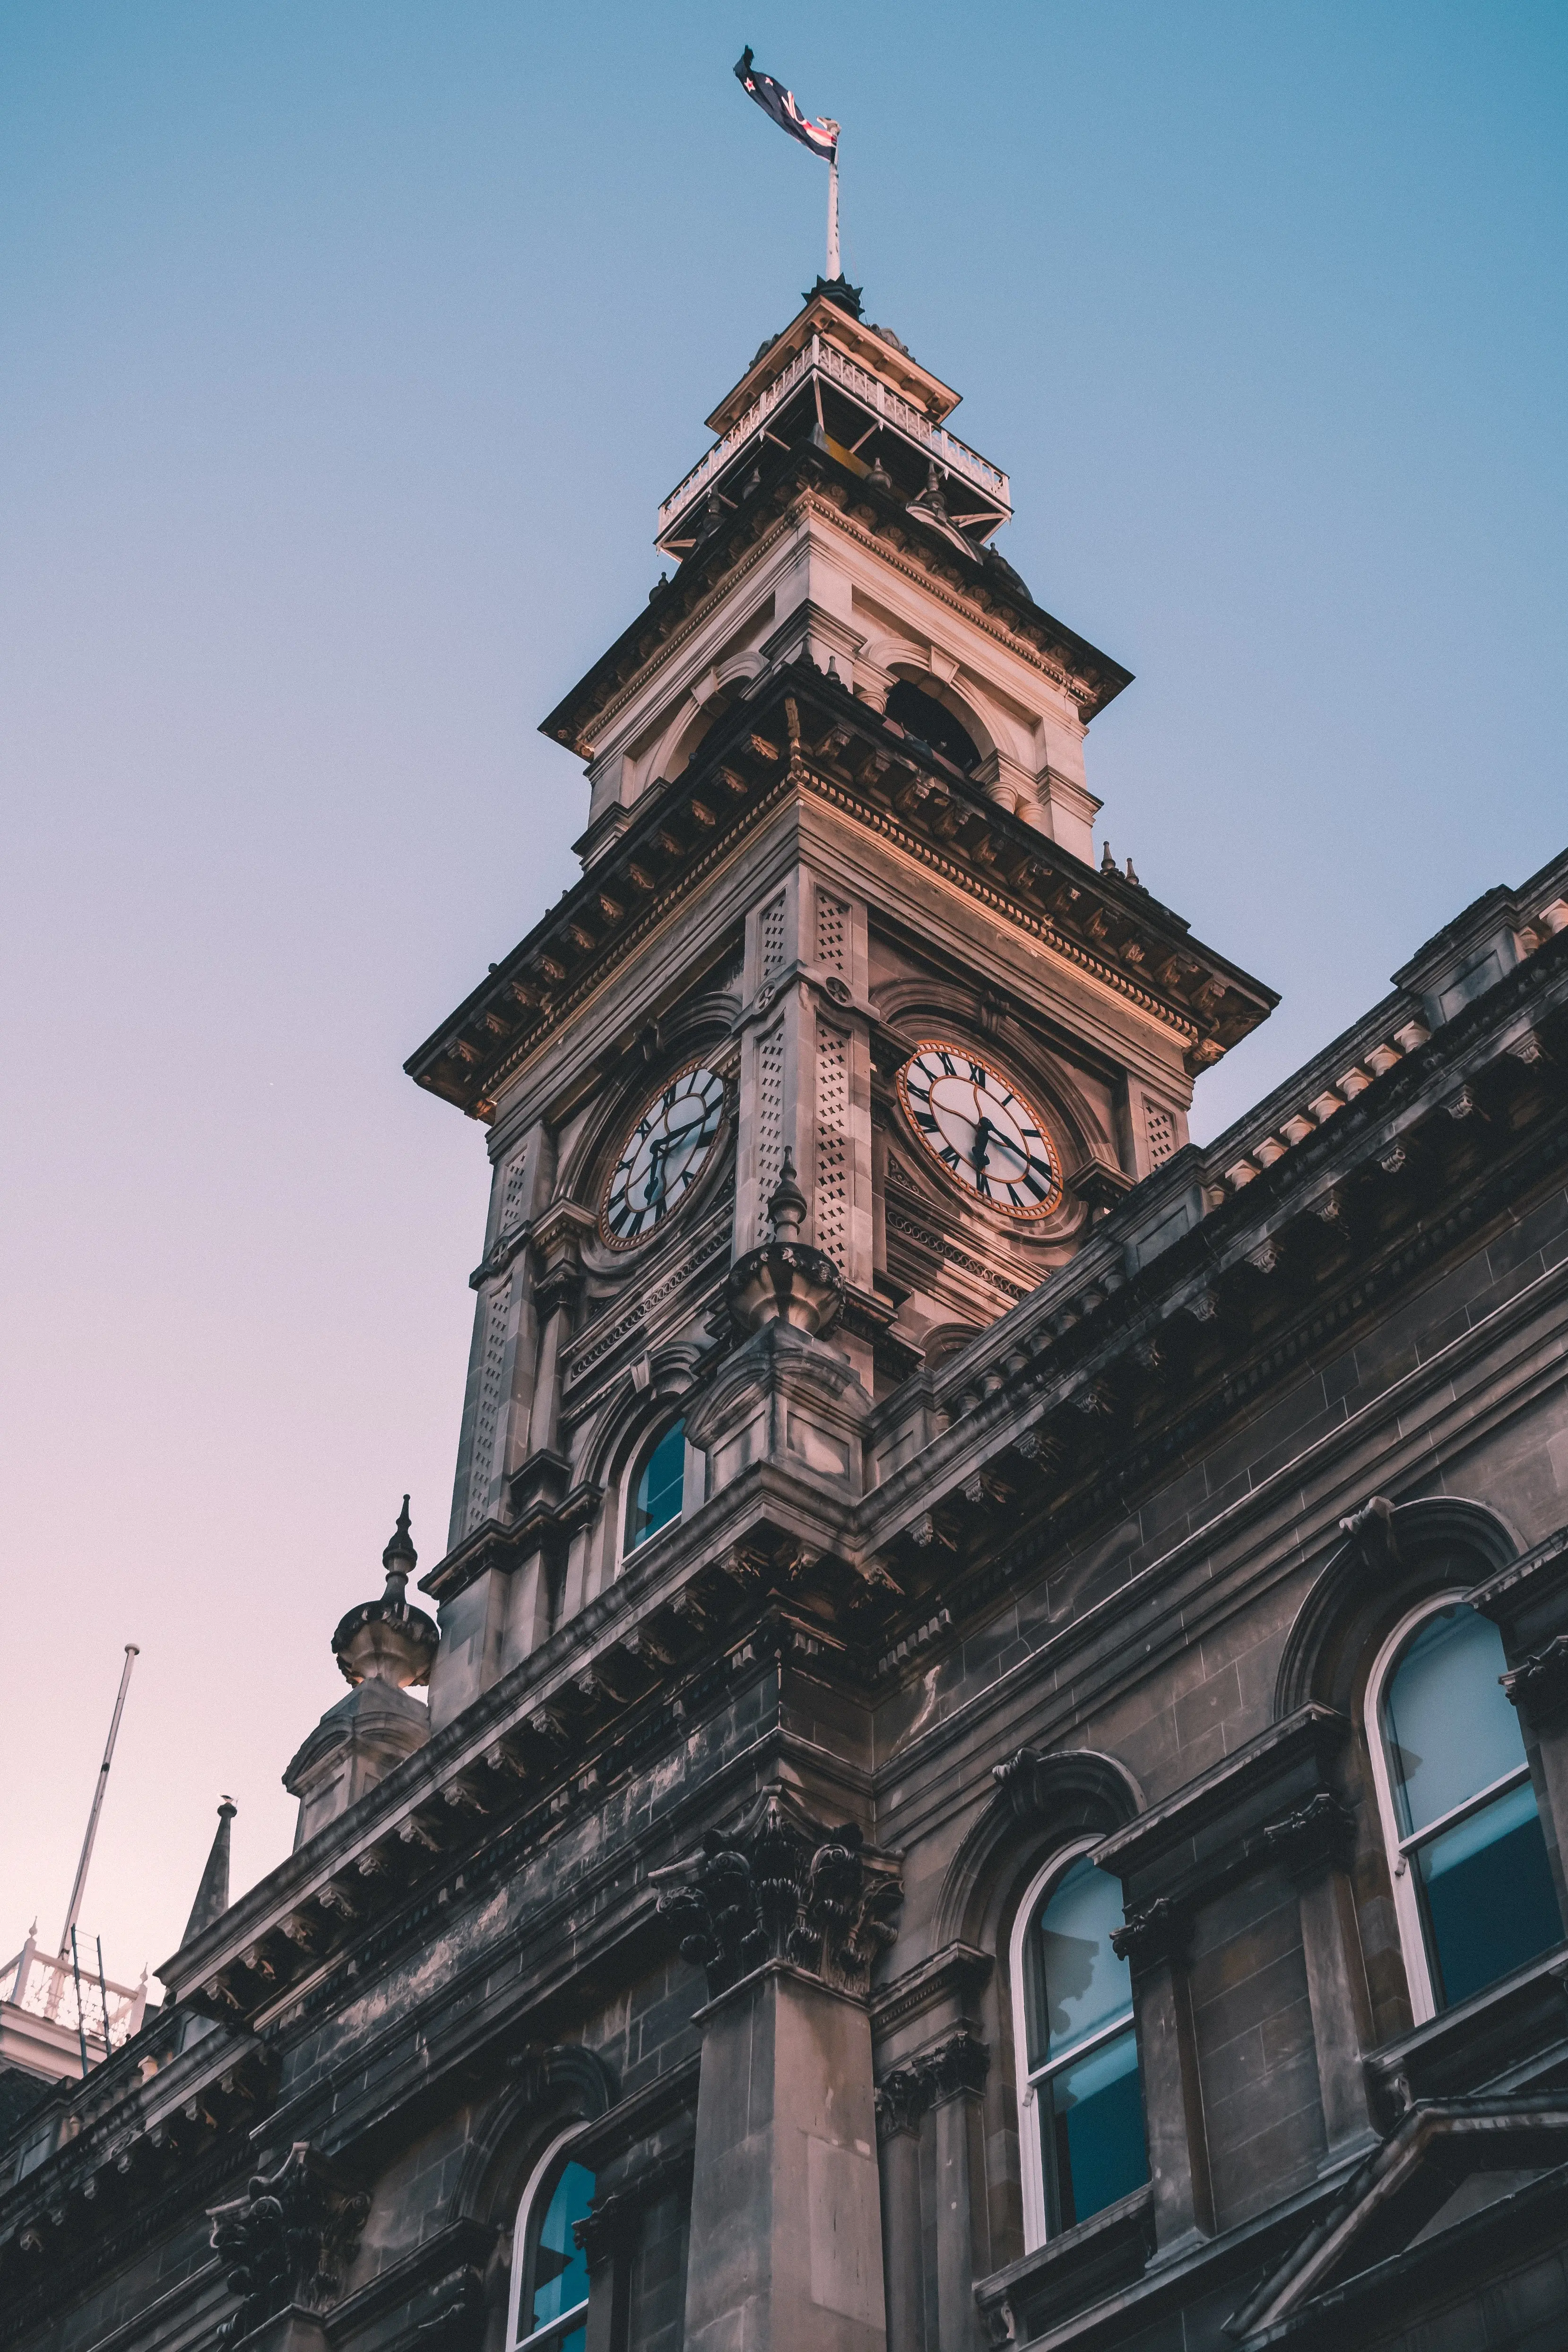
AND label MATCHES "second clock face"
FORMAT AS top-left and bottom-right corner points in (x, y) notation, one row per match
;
(600, 1063), (725, 1250)
(896, 1041), (1063, 1220)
